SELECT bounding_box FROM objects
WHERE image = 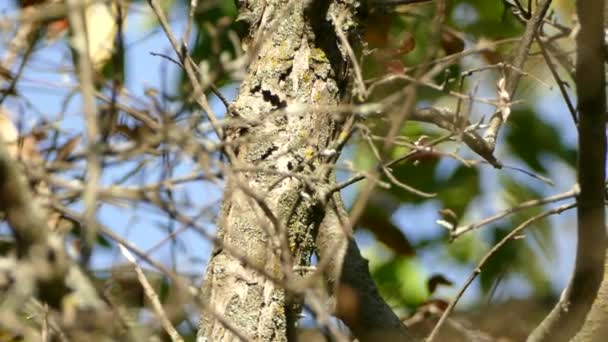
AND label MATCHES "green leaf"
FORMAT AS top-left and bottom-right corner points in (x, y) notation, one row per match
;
(449, 0), (523, 38)
(372, 255), (429, 308)
(447, 232), (486, 264)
